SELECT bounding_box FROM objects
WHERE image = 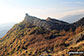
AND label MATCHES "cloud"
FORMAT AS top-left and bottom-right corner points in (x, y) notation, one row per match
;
(0, 5), (84, 24)
(64, 1), (84, 5)
(26, 7), (84, 19)
(65, 9), (84, 14)
(60, 9), (84, 18)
